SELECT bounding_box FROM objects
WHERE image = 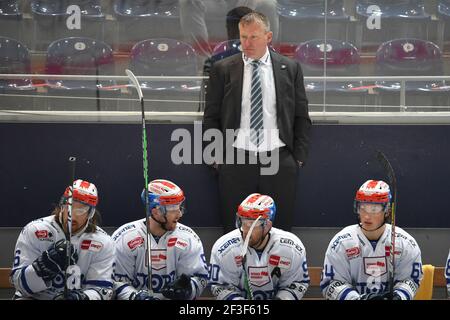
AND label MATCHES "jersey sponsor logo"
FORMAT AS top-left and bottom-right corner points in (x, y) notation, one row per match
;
(150, 249), (167, 271)
(269, 255), (280, 266)
(279, 238), (303, 254)
(112, 224), (136, 241)
(177, 225), (193, 235)
(217, 237), (240, 254)
(35, 230), (49, 239)
(384, 246), (401, 257)
(80, 239), (103, 252)
(363, 256), (387, 277)
(127, 236), (144, 250)
(278, 257), (292, 269)
(167, 237), (177, 247)
(175, 238), (189, 250)
(269, 255), (291, 269)
(331, 233), (352, 250)
(248, 266), (271, 287)
(345, 246), (361, 259)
